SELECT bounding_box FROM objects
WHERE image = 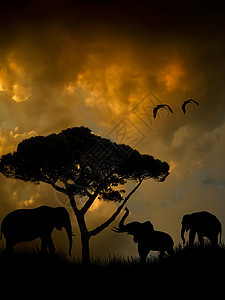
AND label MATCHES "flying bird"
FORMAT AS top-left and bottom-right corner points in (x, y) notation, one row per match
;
(153, 104), (173, 119)
(182, 99), (199, 114)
